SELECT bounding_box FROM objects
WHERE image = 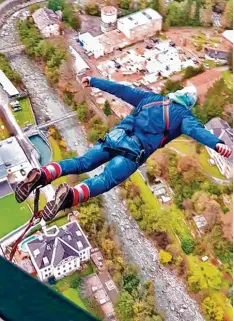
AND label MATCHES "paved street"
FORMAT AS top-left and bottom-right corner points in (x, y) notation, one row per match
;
(0, 9), (206, 321)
